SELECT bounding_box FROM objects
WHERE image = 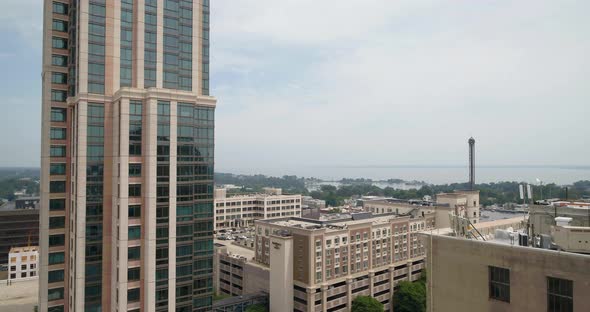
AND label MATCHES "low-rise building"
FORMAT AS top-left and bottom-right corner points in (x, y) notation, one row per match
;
(421, 221), (590, 312)
(213, 241), (269, 297)
(302, 196), (326, 210)
(436, 190), (480, 224)
(7, 246), (39, 282)
(14, 197), (40, 210)
(529, 203), (590, 236)
(214, 188), (302, 230)
(254, 212), (436, 312)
